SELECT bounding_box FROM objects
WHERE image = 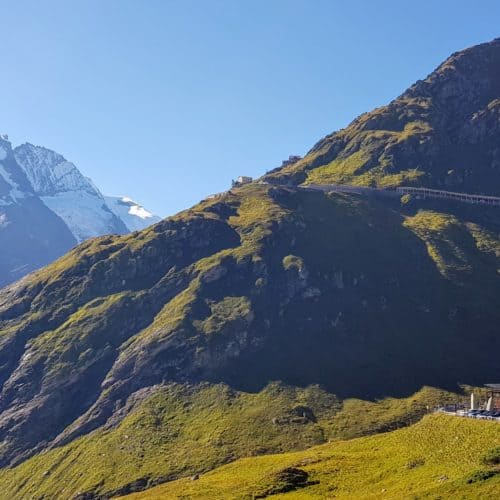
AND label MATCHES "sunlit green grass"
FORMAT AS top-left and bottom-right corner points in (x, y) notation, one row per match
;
(123, 414), (500, 499)
(0, 385), (459, 499)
